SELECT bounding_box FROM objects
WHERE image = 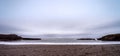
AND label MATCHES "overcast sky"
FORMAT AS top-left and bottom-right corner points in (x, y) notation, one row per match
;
(0, 0), (120, 36)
